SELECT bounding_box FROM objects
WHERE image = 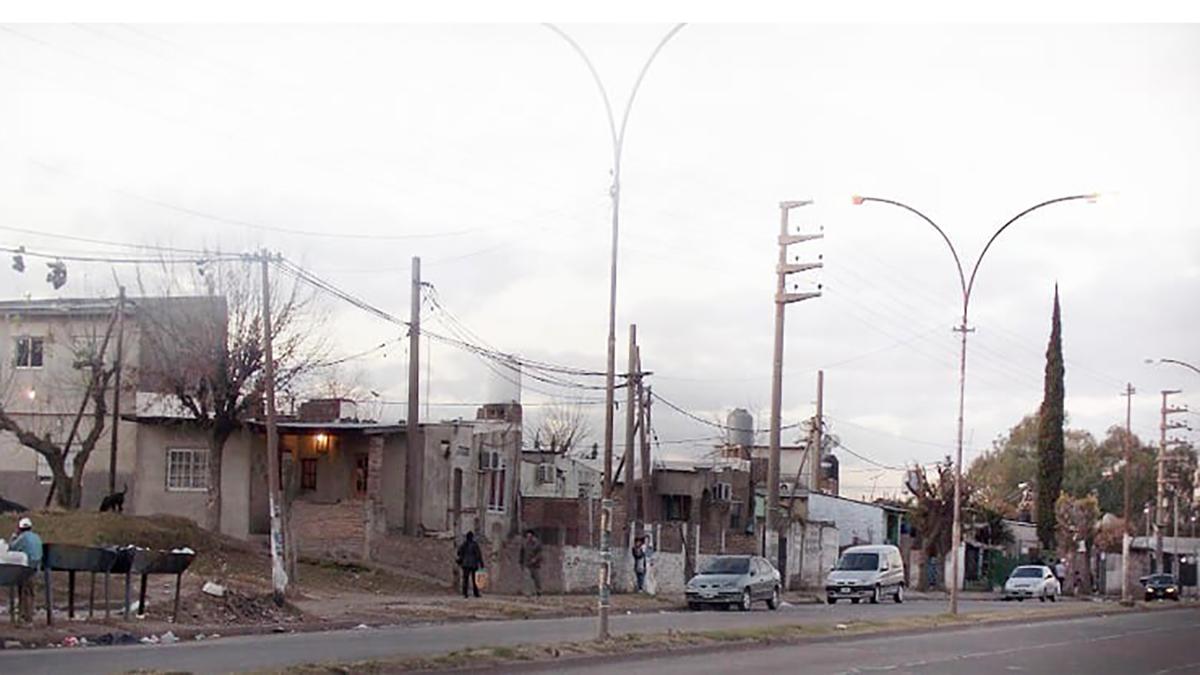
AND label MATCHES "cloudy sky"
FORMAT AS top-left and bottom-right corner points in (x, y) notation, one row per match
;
(1, 23), (1198, 500)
